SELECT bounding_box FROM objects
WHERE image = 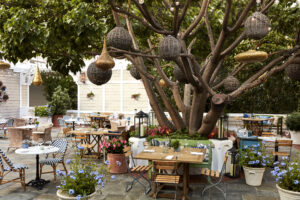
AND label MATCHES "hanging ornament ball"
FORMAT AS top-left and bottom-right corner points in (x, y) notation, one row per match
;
(173, 65), (188, 83)
(0, 61), (10, 69)
(245, 12), (271, 40)
(129, 66), (141, 80)
(95, 38), (115, 70)
(87, 62), (112, 85)
(107, 26), (132, 51)
(285, 56), (300, 81)
(158, 35), (181, 60)
(224, 76), (240, 92)
(234, 50), (268, 63)
(159, 79), (166, 87)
